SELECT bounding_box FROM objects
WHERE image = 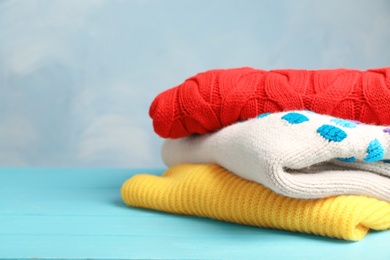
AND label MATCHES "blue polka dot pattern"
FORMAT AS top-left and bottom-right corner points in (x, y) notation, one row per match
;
(330, 118), (357, 128)
(316, 125), (347, 142)
(364, 139), (384, 162)
(337, 157), (356, 163)
(281, 112), (309, 124)
(257, 112), (271, 119)
(349, 120), (363, 125)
